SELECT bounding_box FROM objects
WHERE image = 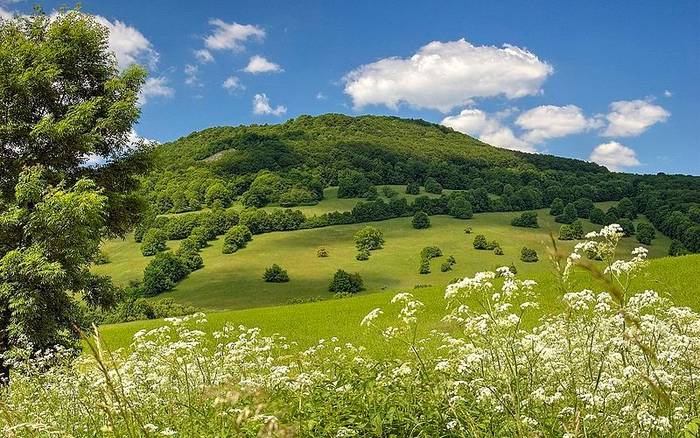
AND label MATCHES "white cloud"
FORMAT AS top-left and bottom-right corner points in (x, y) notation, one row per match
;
(589, 141), (641, 171)
(663, 90), (672, 98)
(138, 77), (174, 105)
(93, 16), (159, 70)
(204, 19), (265, 53)
(252, 93), (286, 116)
(316, 92), (327, 100)
(222, 75), (245, 92)
(0, 6), (12, 19)
(516, 104), (601, 143)
(344, 38), (553, 112)
(243, 55), (283, 74)
(602, 99), (670, 137)
(441, 108), (535, 152)
(84, 129), (158, 167)
(194, 49), (213, 63)
(184, 64), (201, 87)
